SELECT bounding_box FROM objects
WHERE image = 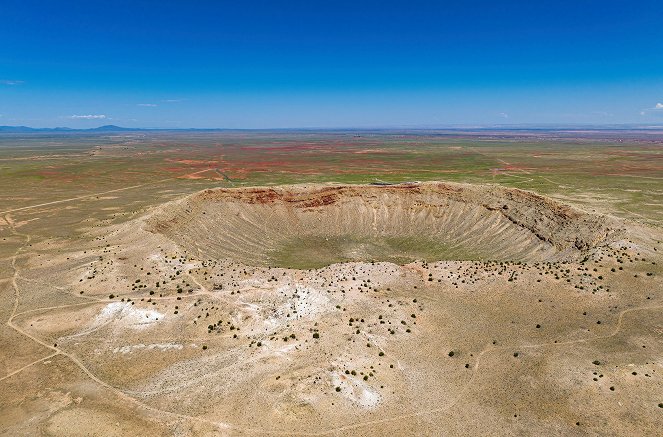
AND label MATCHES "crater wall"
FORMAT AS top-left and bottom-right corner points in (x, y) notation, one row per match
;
(145, 182), (616, 268)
